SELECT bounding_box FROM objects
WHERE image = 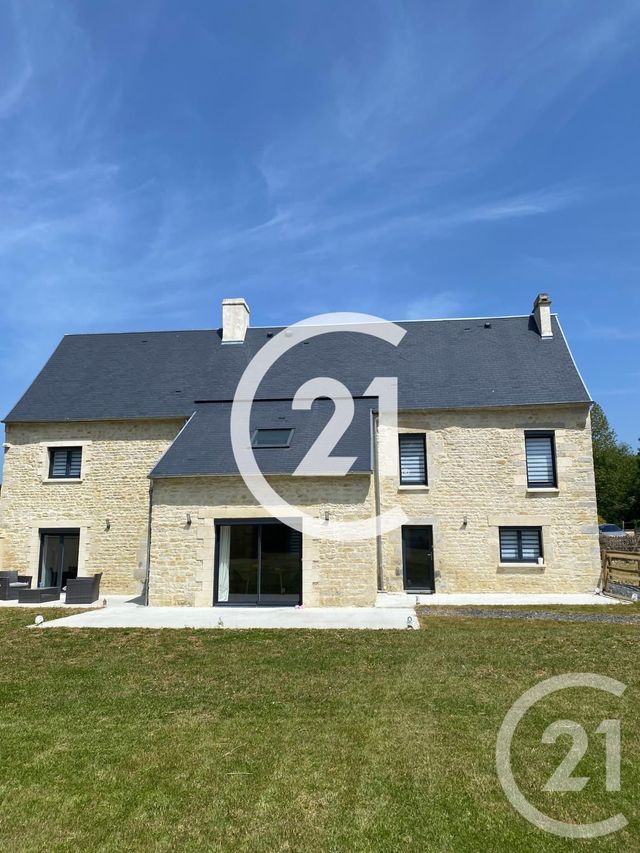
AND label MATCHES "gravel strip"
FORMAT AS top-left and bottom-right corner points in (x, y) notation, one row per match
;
(422, 607), (640, 625)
